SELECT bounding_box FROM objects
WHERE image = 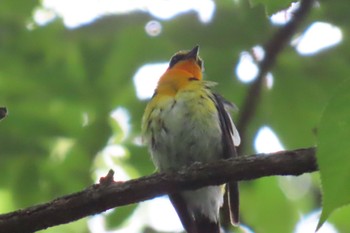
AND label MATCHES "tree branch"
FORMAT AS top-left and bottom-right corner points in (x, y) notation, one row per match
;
(237, 0), (315, 152)
(0, 147), (317, 233)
